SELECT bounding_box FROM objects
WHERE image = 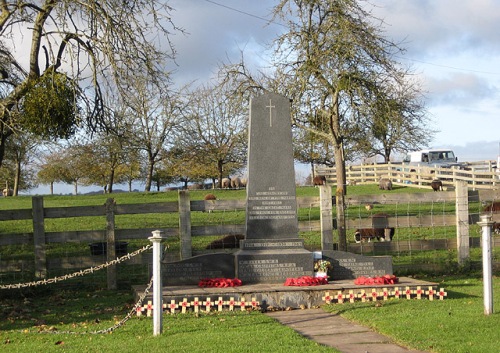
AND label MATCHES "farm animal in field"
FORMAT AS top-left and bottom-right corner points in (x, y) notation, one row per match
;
(231, 177), (242, 189)
(365, 203), (373, 211)
(187, 183), (203, 190)
(483, 202), (500, 213)
(221, 178), (231, 188)
(3, 181), (12, 196)
(431, 179), (443, 191)
(313, 175), (327, 186)
(205, 234), (244, 249)
(354, 227), (395, 243)
(378, 178), (393, 191)
(203, 193), (217, 213)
